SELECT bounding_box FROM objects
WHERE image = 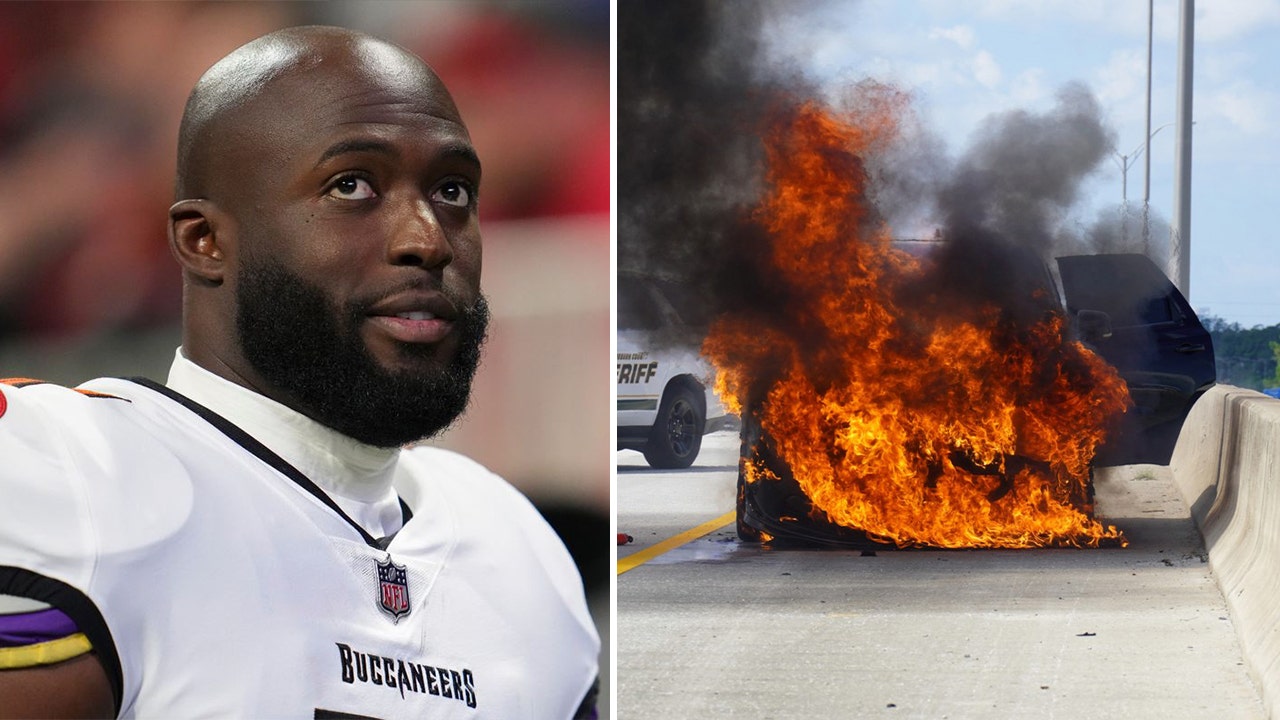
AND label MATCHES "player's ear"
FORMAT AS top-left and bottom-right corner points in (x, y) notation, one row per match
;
(169, 199), (233, 285)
